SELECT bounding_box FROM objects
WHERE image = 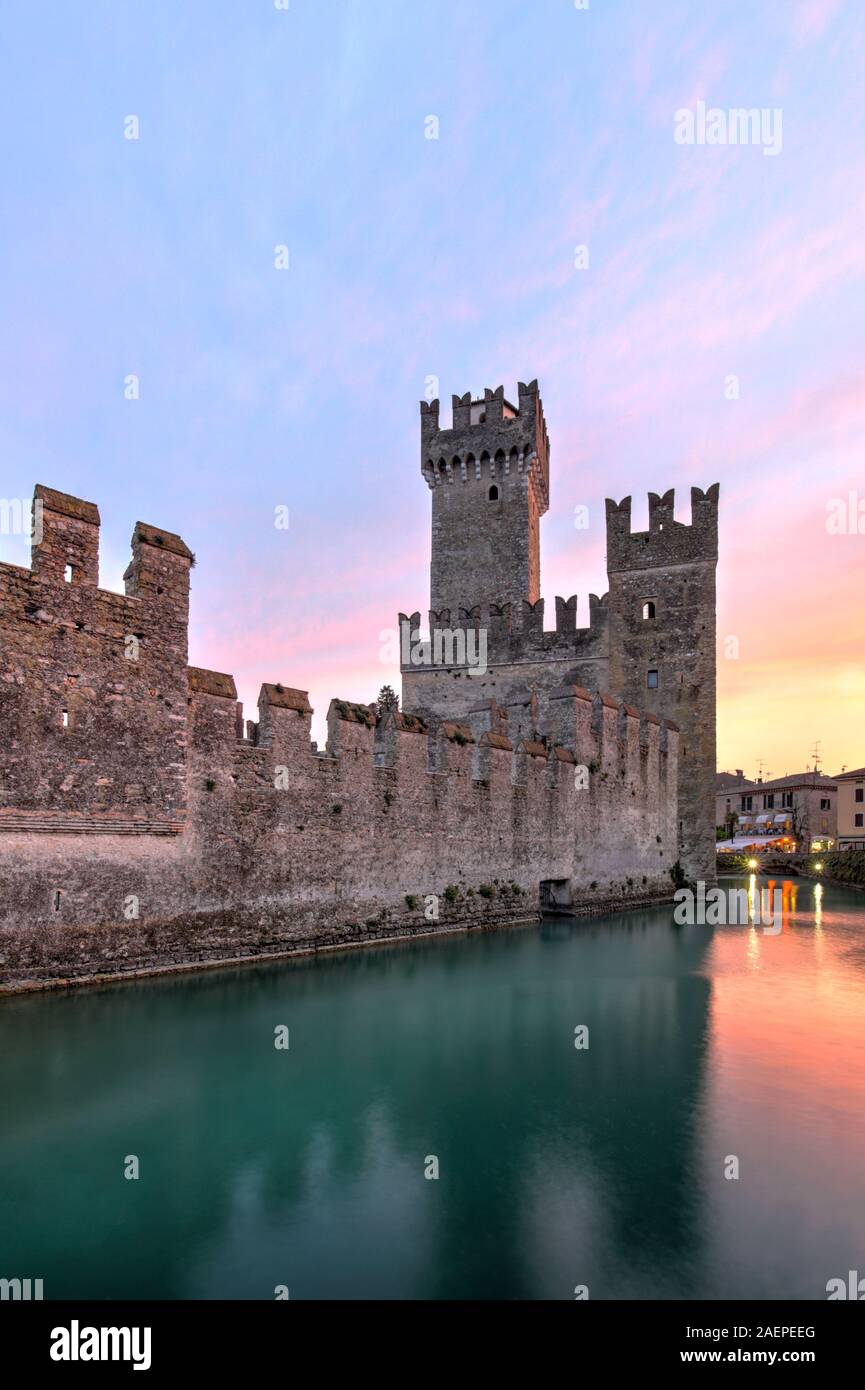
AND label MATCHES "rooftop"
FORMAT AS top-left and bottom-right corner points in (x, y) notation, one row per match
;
(719, 770), (838, 793)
